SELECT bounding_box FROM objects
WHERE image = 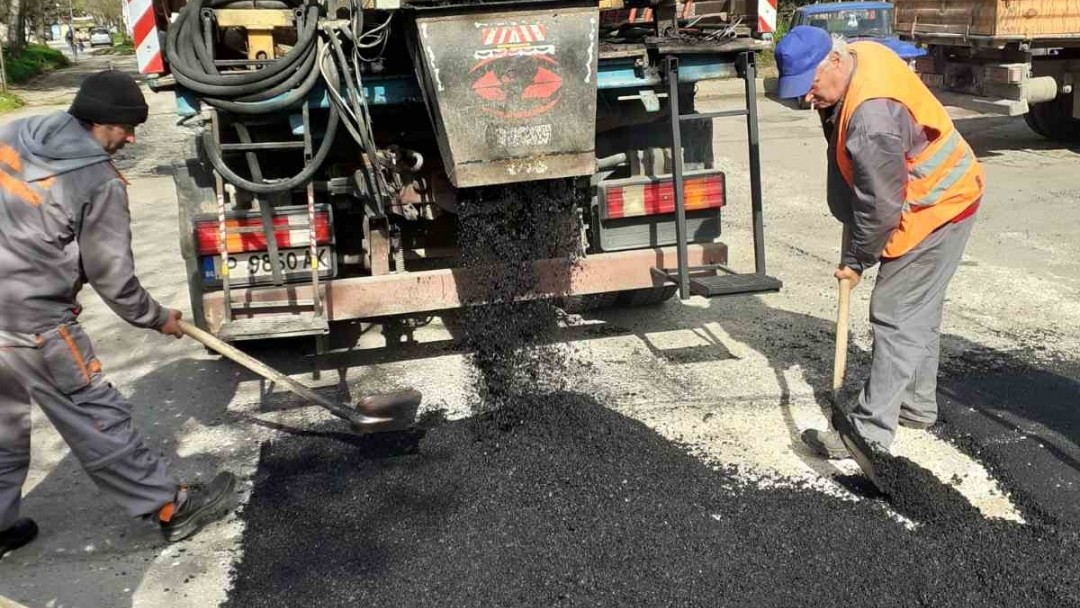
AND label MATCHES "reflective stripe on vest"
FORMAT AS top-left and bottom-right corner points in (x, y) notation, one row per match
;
(907, 130), (977, 209)
(835, 42), (983, 258)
